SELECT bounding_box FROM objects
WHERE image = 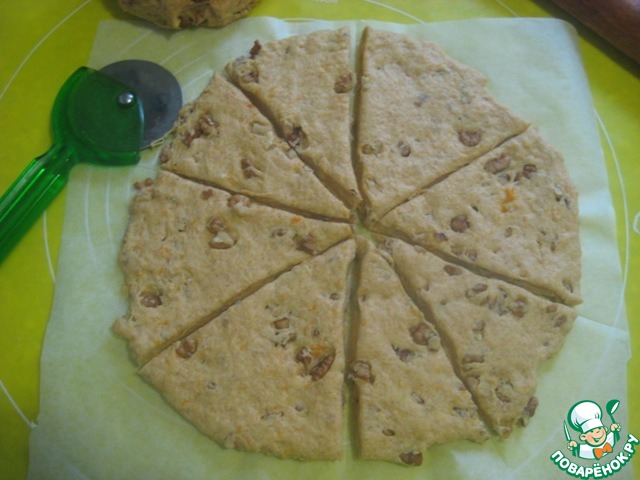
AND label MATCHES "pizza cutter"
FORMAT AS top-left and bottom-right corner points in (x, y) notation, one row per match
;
(0, 60), (182, 263)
